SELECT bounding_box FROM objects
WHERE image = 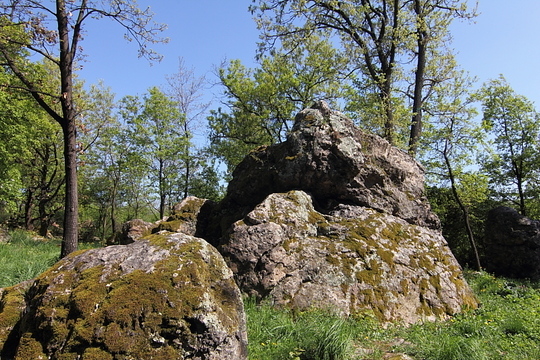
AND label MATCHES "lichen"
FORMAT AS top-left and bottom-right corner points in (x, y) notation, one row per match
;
(1, 234), (245, 359)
